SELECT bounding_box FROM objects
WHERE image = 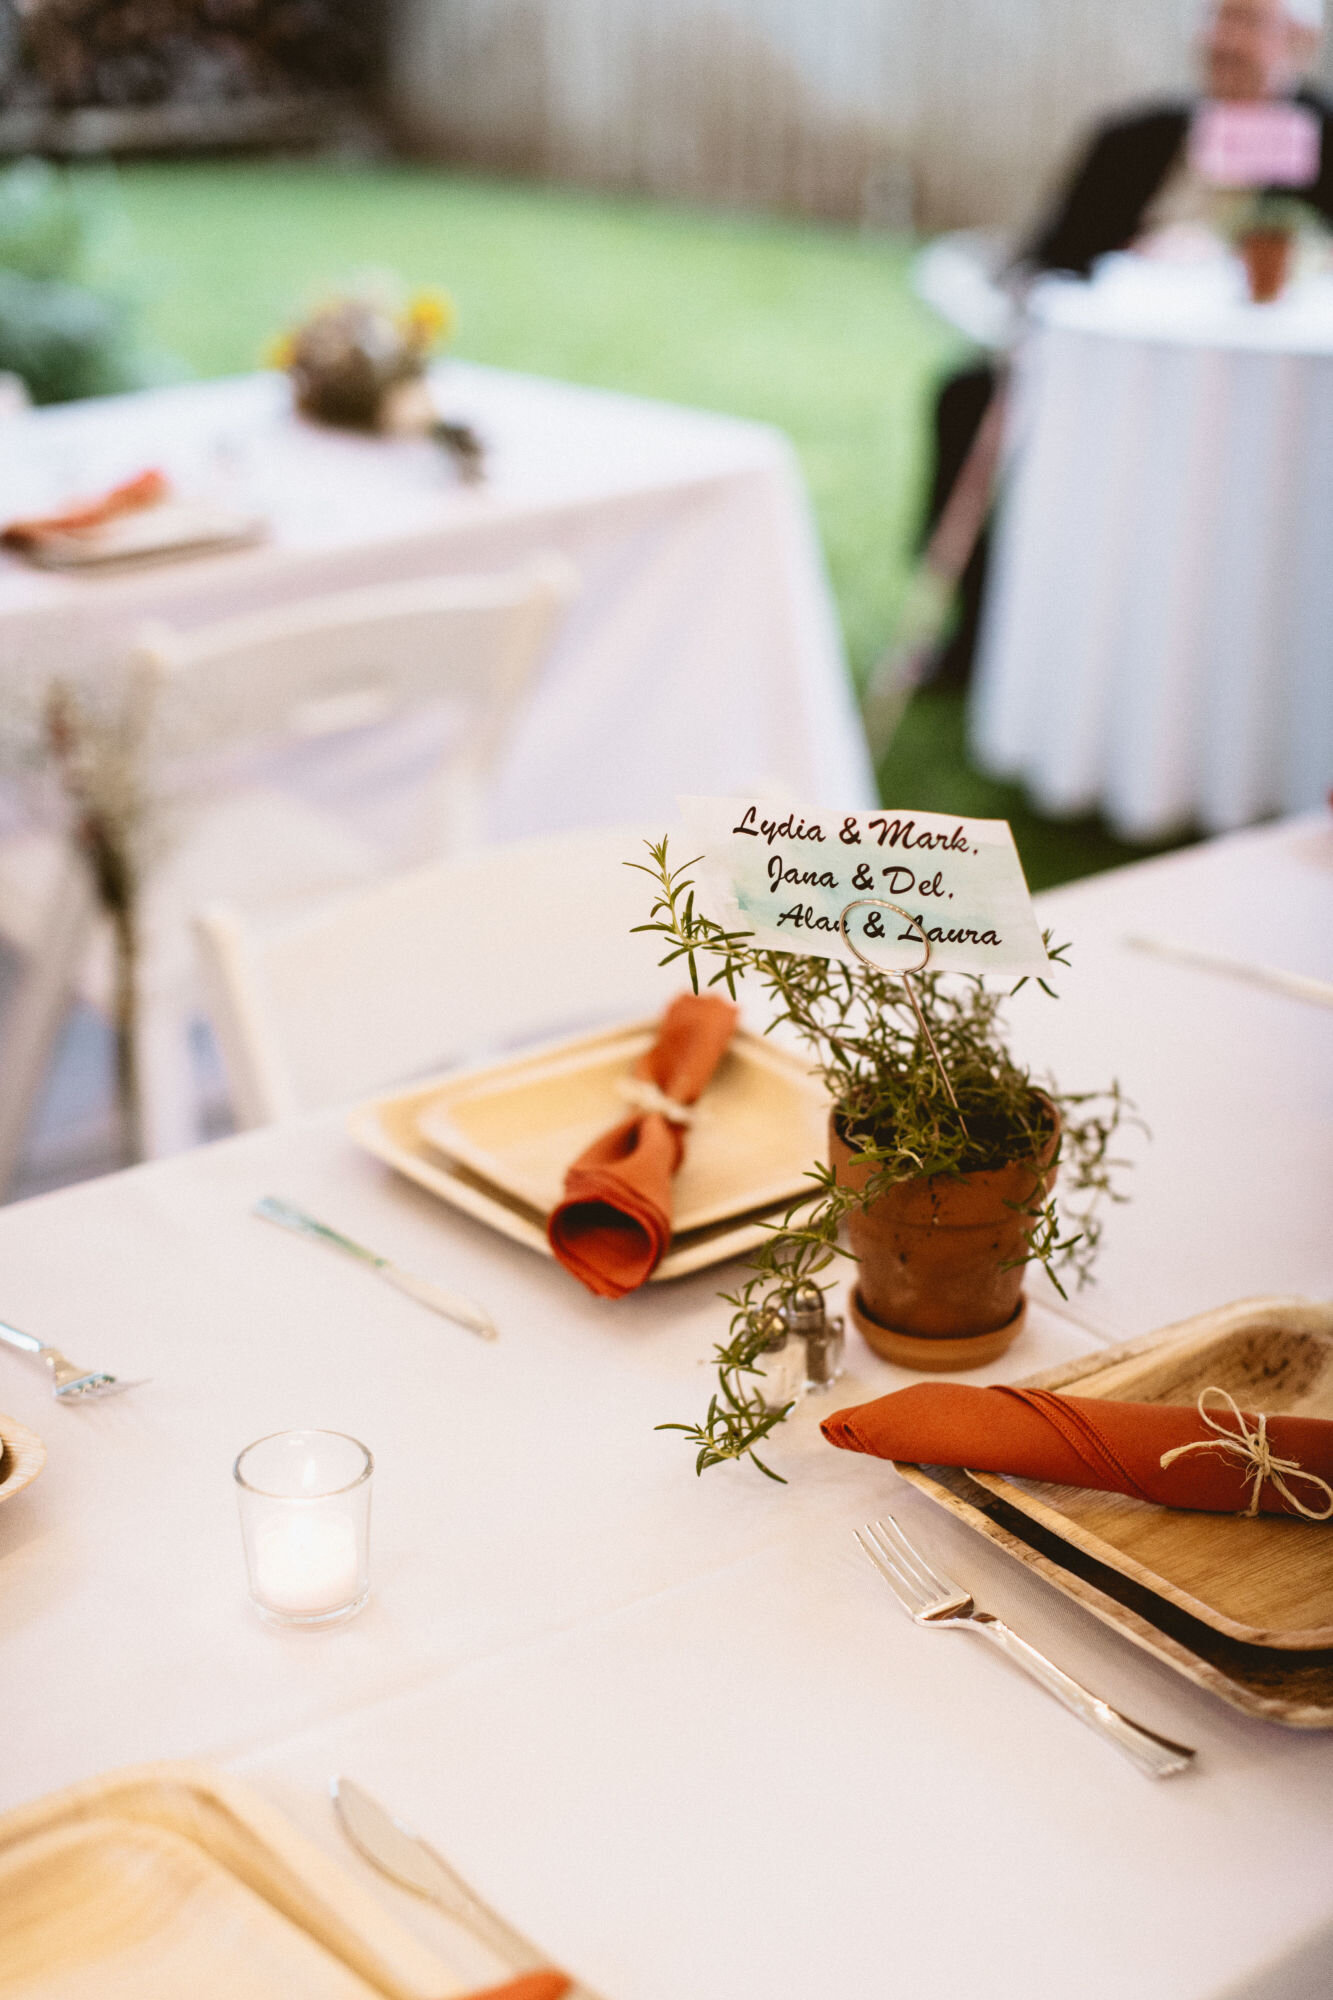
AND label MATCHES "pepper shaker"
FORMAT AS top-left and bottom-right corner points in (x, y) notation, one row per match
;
(784, 1280), (846, 1391)
(749, 1304), (806, 1412)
